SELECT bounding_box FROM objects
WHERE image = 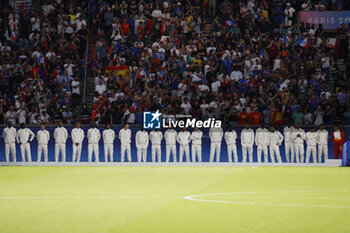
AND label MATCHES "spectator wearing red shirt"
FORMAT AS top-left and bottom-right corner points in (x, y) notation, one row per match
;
(331, 125), (345, 159)
(121, 19), (130, 35)
(250, 108), (263, 125)
(151, 54), (161, 73)
(238, 108), (250, 125)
